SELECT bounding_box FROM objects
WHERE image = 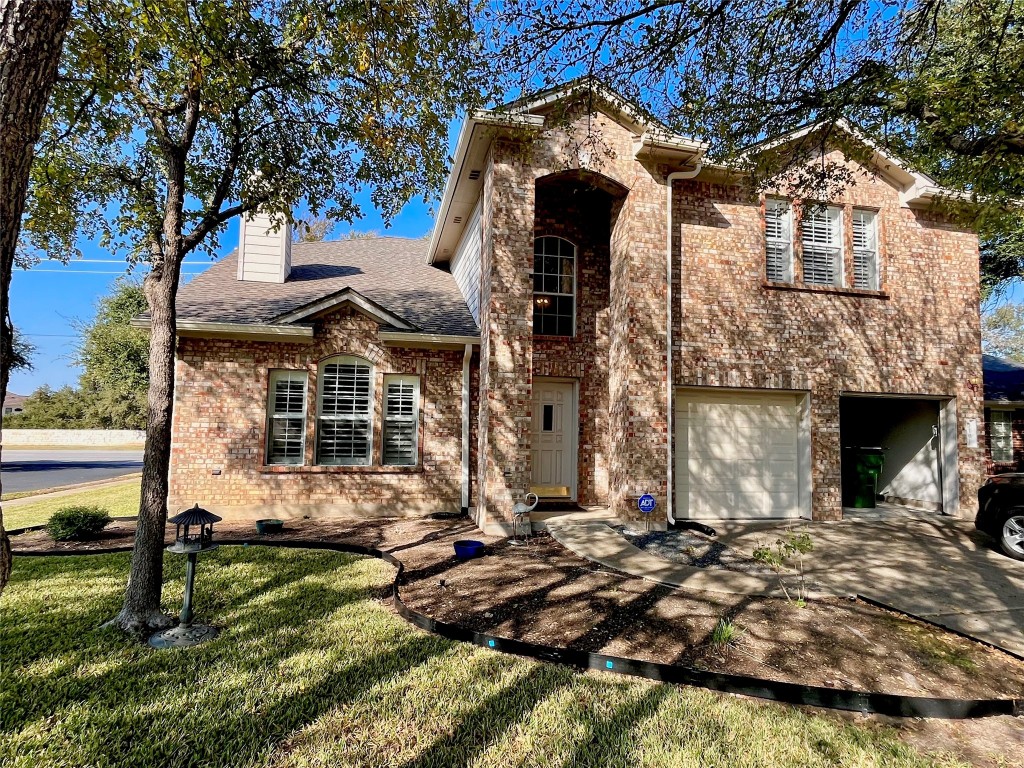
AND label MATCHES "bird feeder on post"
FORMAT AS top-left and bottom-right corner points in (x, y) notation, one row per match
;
(149, 504), (223, 649)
